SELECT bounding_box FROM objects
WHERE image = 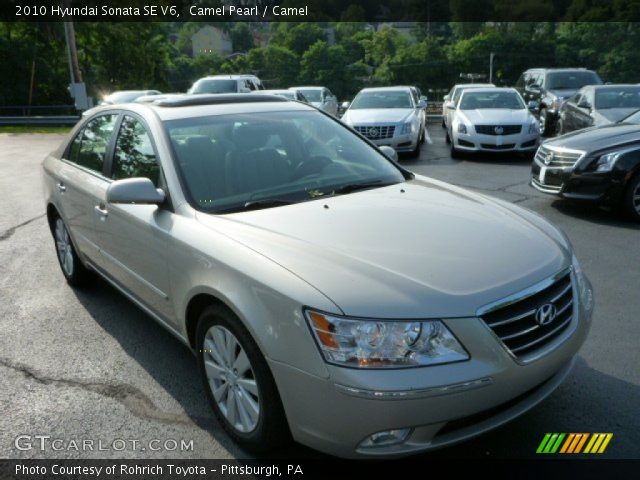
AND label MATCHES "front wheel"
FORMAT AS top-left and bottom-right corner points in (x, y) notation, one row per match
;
(197, 305), (290, 452)
(623, 174), (640, 222)
(52, 216), (92, 287)
(539, 107), (553, 137)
